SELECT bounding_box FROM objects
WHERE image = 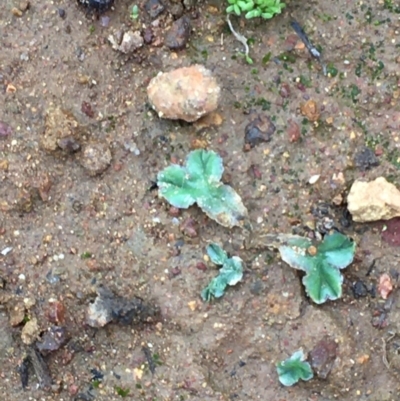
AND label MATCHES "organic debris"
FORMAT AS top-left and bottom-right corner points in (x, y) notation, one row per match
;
(18, 346), (53, 390)
(378, 273), (393, 300)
